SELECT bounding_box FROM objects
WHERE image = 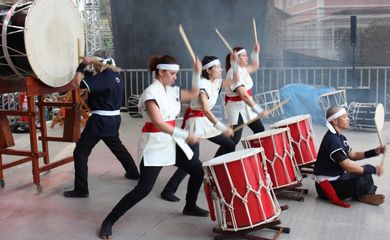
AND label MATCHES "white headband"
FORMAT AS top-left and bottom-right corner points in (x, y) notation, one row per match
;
(237, 49), (246, 55)
(202, 59), (220, 70)
(95, 57), (116, 67)
(156, 64), (180, 71)
(325, 108), (347, 134)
